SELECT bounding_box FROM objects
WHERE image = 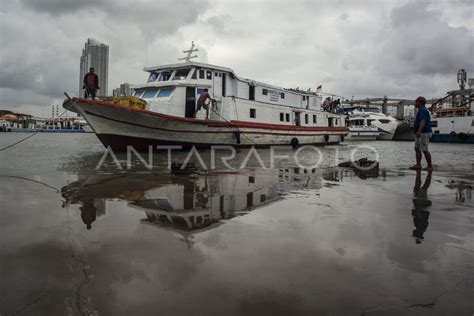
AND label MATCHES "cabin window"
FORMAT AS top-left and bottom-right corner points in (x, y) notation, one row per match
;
(379, 119), (391, 124)
(303, 96), (306, 101)
(295, 112), (301, 126)
(280, 113), (284, 121)
(222, 74), (226, 97)
(328, 117), (334, 127)
(173, 68), (190, 80)
(191, 69), (197, 79)
(206, 71), (212, 80)
(285, 113), (290, 122)
(159, 72), (172, 81)
(249, 85), (255, 100)
(431, 120), (438, 127)
(142, 88), (159, 98)
(199, 69), (205, 79)
(247, 192), (253, 208)
(367, 119), (375, 126)
(147, 72), (158, 82)
(133, 89), (145, 98)
(305, 114), (309, 124)
(250, 108), (256, 118)
(262, 88), (268, 95)
(281, 92), (285, 99)
(313, 115), (317, 123)
(196, 88), (206, 95)
(158, 87), (174, 97)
